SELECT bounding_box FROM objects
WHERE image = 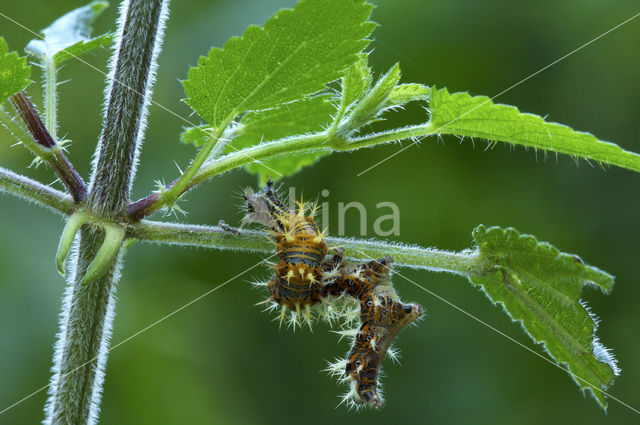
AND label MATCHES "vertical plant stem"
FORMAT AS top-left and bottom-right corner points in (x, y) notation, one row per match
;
(44, 59), (58, 141)
(44, 1), (169, 424)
